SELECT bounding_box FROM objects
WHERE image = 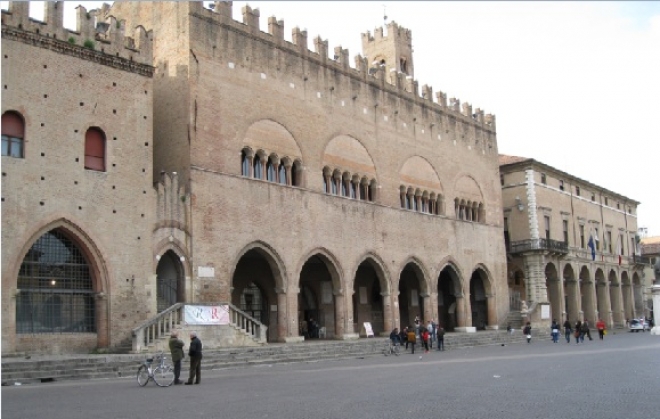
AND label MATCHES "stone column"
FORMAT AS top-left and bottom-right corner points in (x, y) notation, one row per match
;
(421, 292), (432, 322)
(381, 292), (393, 333)
(485, 294), (499, 330)
(611, 282), (625, 328)
(95, 292), (109, 348)
(284, 287), (303, 343)
(454, 293), (475, 333)
(275, 288), (287, 343)
(650, 260), (660, 336)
